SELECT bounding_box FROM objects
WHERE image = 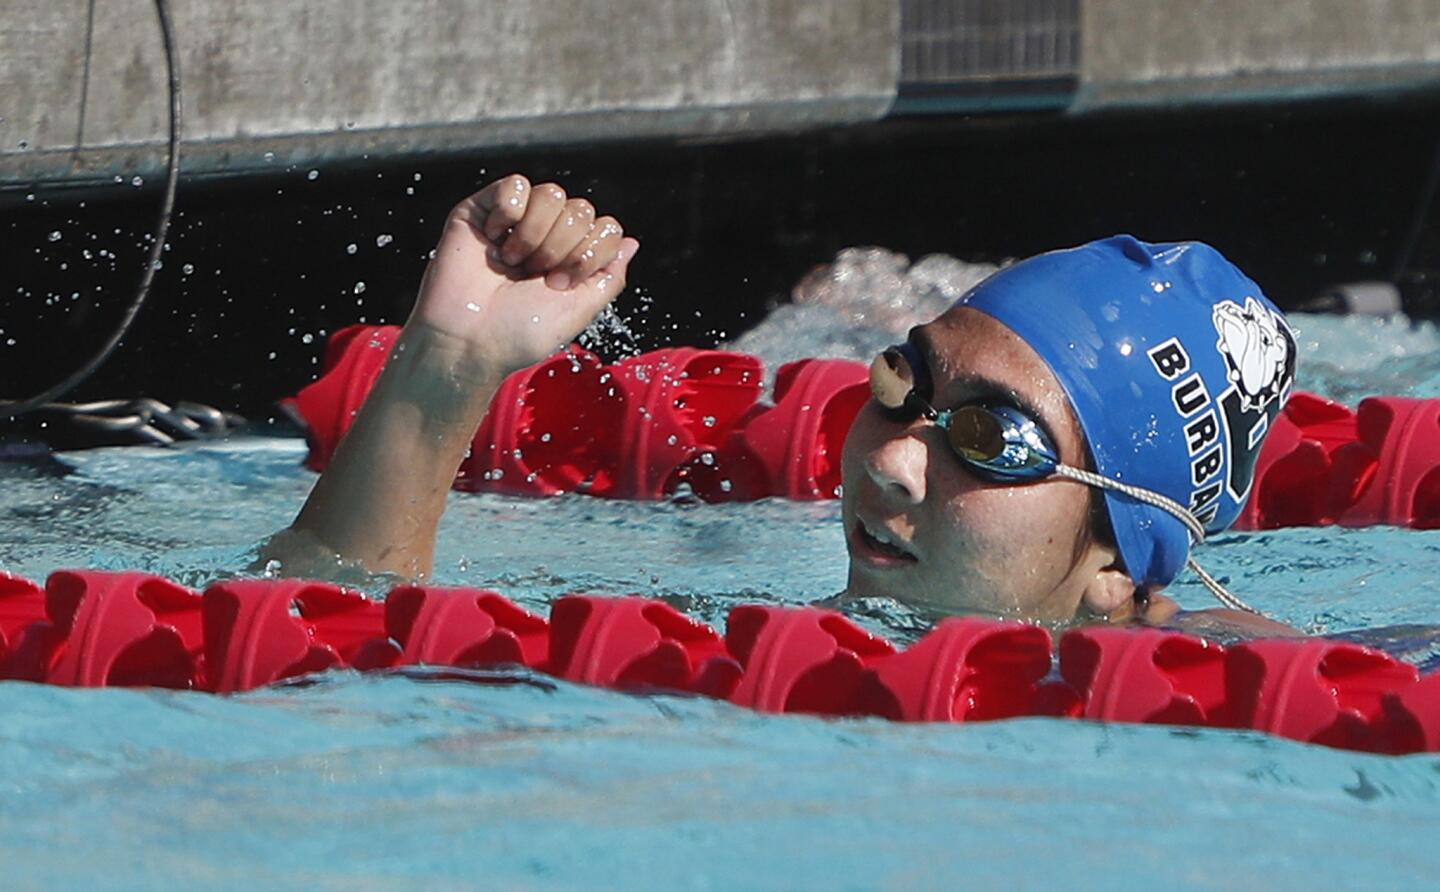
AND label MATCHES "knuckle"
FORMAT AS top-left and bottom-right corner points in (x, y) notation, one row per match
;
(567, 198), (595, 218)
(537, 183), (566, 204)
(593, 216), (623, 239)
